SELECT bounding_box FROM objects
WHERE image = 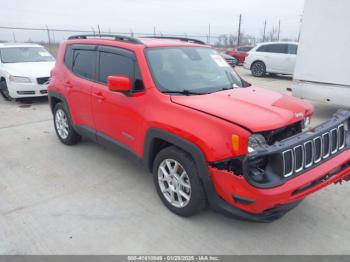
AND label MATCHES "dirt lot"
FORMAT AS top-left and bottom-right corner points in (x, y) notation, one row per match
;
(1, 67), (350, 254)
